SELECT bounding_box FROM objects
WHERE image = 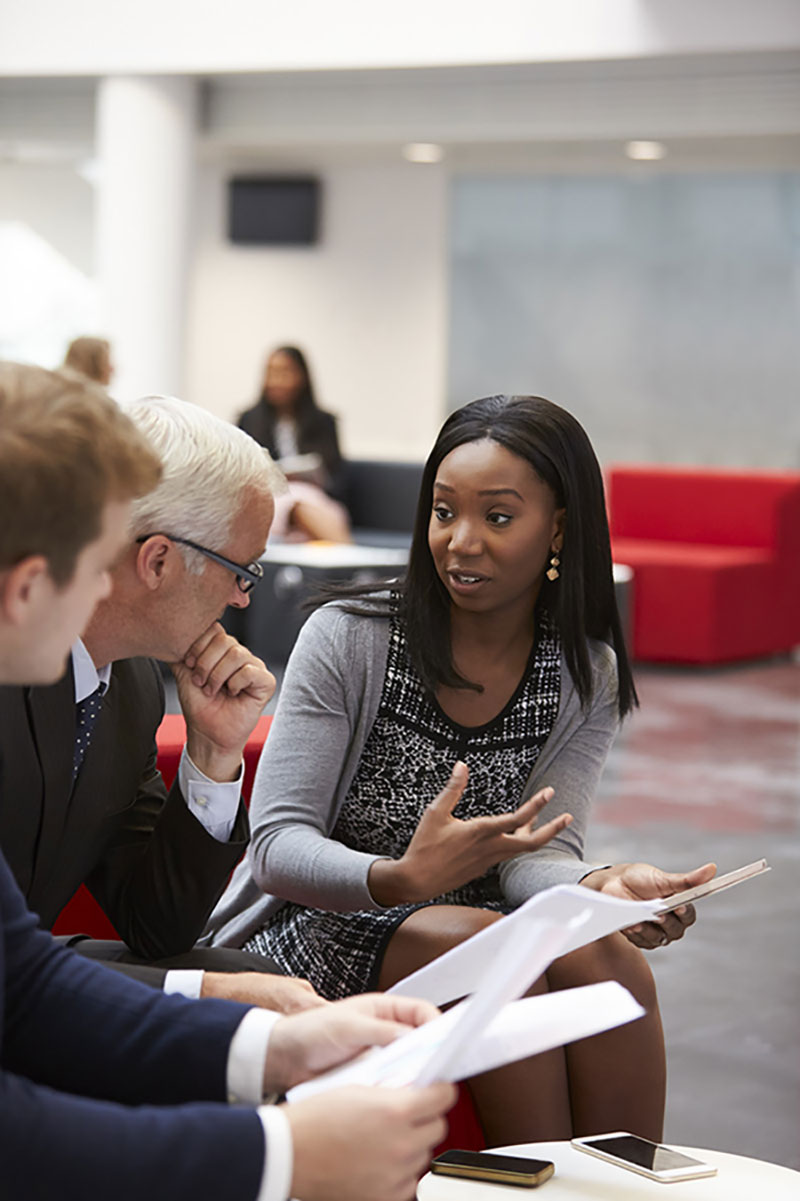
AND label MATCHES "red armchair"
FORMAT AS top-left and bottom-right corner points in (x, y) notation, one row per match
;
(609, 465), (800, 664)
